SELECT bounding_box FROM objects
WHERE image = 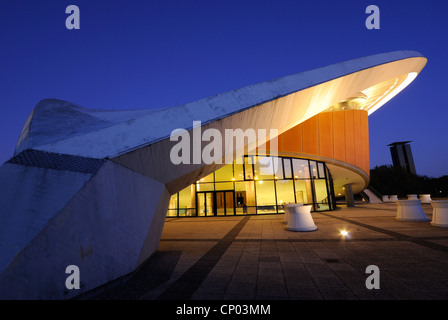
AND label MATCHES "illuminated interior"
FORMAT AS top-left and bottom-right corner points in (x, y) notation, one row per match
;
(167, 155), (334, 217)
(323, 72), (418, 115)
